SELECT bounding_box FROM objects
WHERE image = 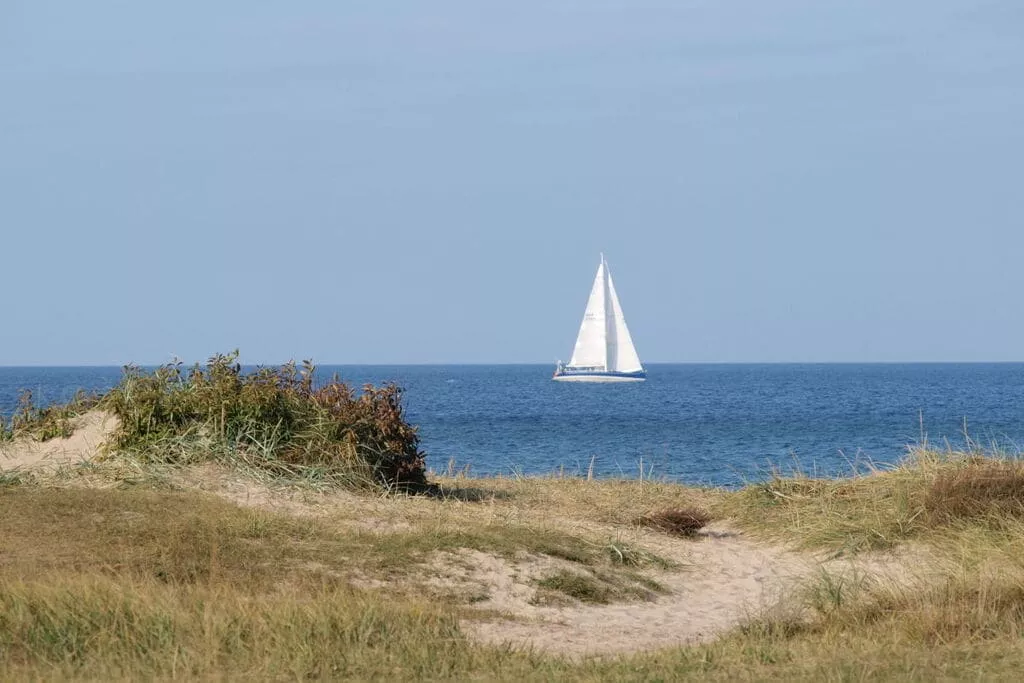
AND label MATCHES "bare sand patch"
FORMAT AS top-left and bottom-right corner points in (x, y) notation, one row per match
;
(167, 463), (419, 533)
(461, 523), (926, 657)
(461, 523), (808, 656)
(165, 462), (334, 518)
(427, 549), (576, 609)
